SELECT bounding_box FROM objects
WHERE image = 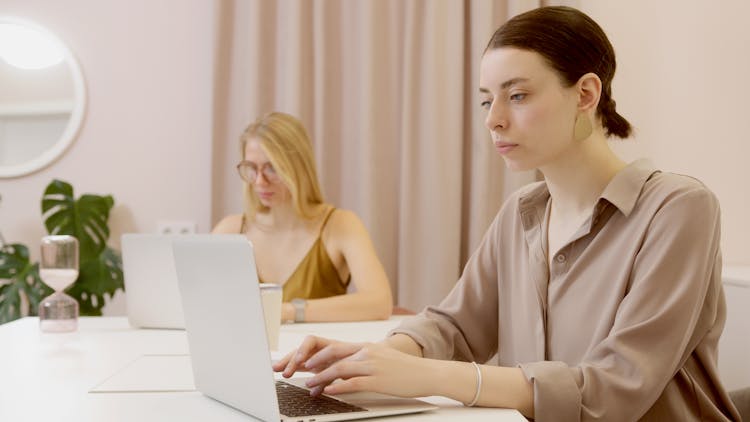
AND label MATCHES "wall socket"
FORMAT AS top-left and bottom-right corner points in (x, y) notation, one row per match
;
(157, 220), (197, 235)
